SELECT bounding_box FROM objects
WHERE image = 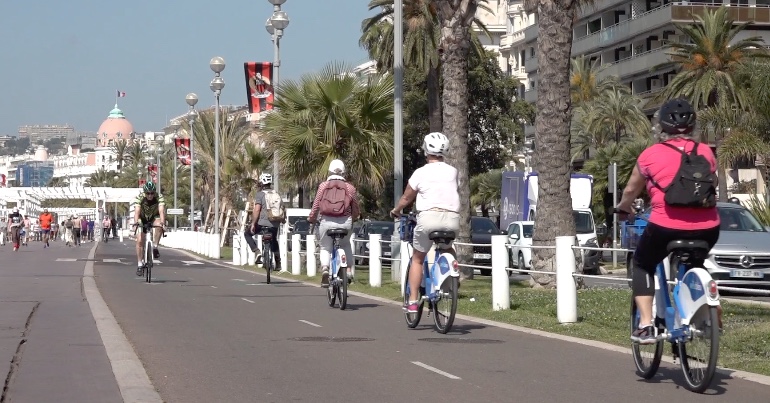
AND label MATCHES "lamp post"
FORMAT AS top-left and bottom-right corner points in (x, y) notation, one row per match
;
(266, 0), (289, 196)
(210, 57), (225, 239)
(169, 121), (181, 230)
(154, 133), (164, 196)
(394, 0), (404, 206)
(186, 93), (199, 229)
